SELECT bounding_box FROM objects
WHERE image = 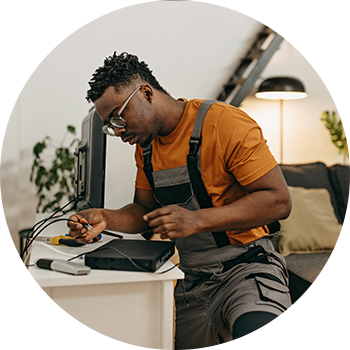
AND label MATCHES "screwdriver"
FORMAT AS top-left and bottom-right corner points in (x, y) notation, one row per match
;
(50, 234), (102, 247)
(54, 221), (94, 246)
